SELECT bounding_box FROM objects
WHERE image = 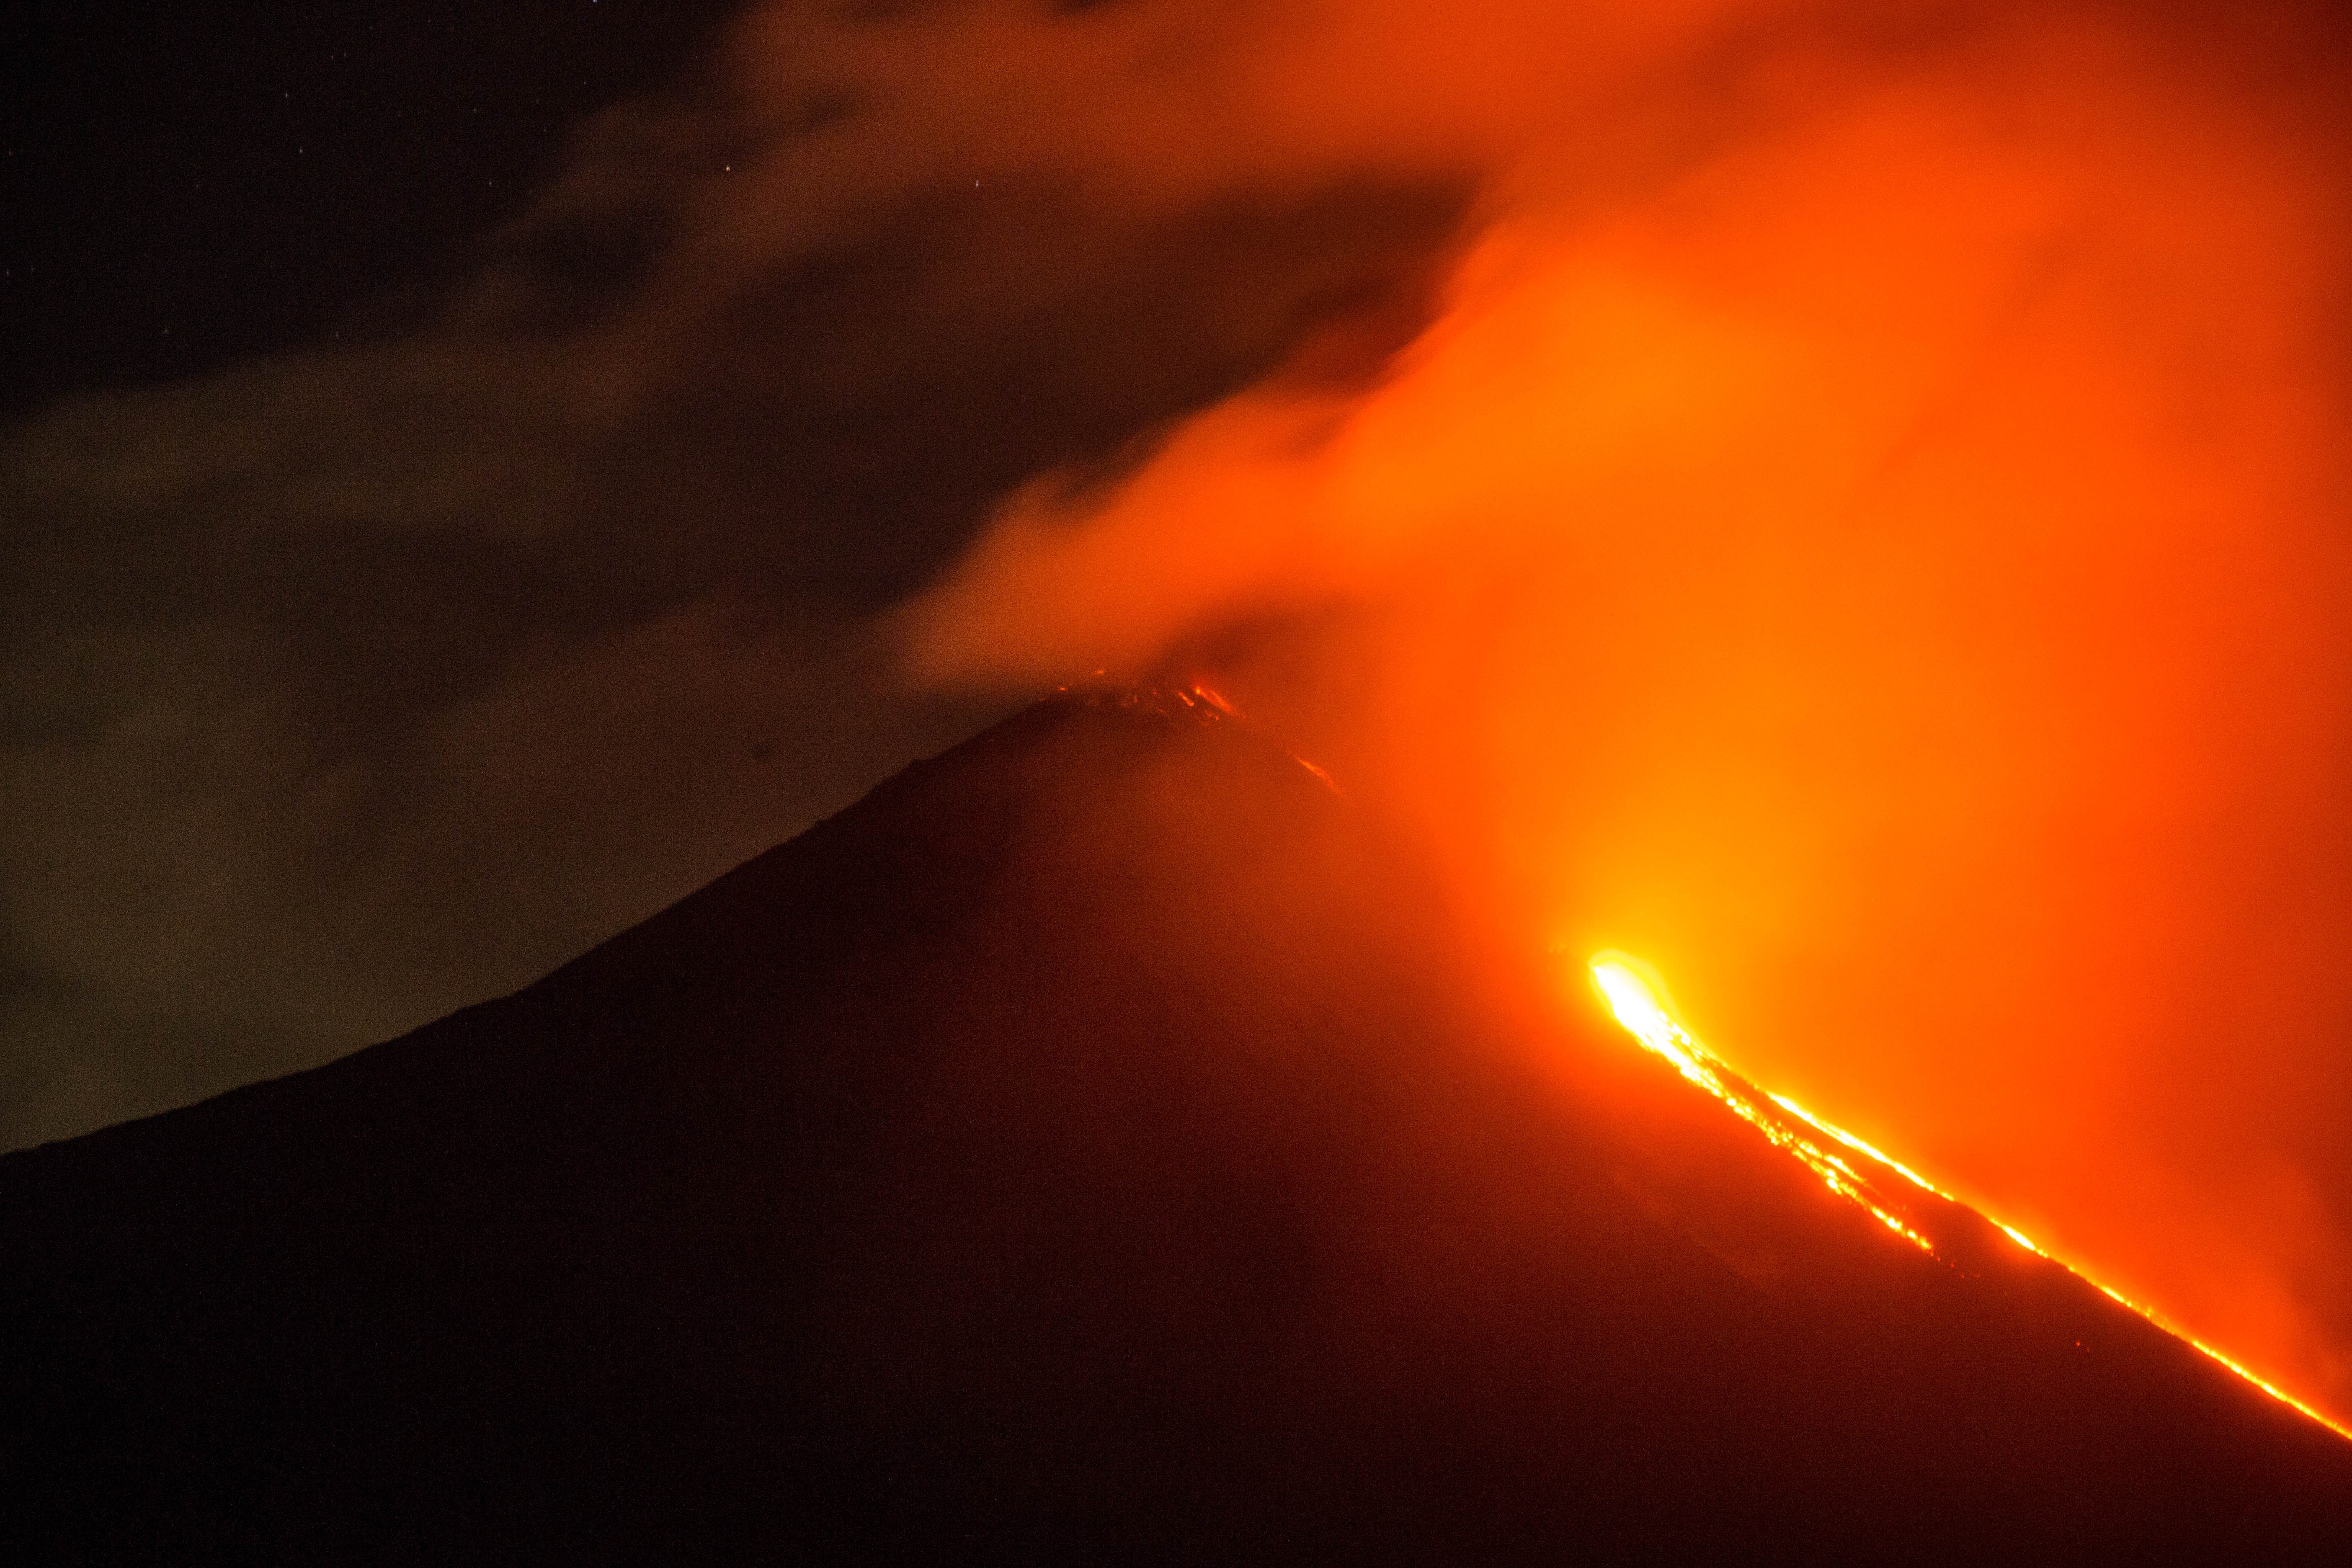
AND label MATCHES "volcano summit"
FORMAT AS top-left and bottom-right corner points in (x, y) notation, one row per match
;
(4, 687), (2348, 1561)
